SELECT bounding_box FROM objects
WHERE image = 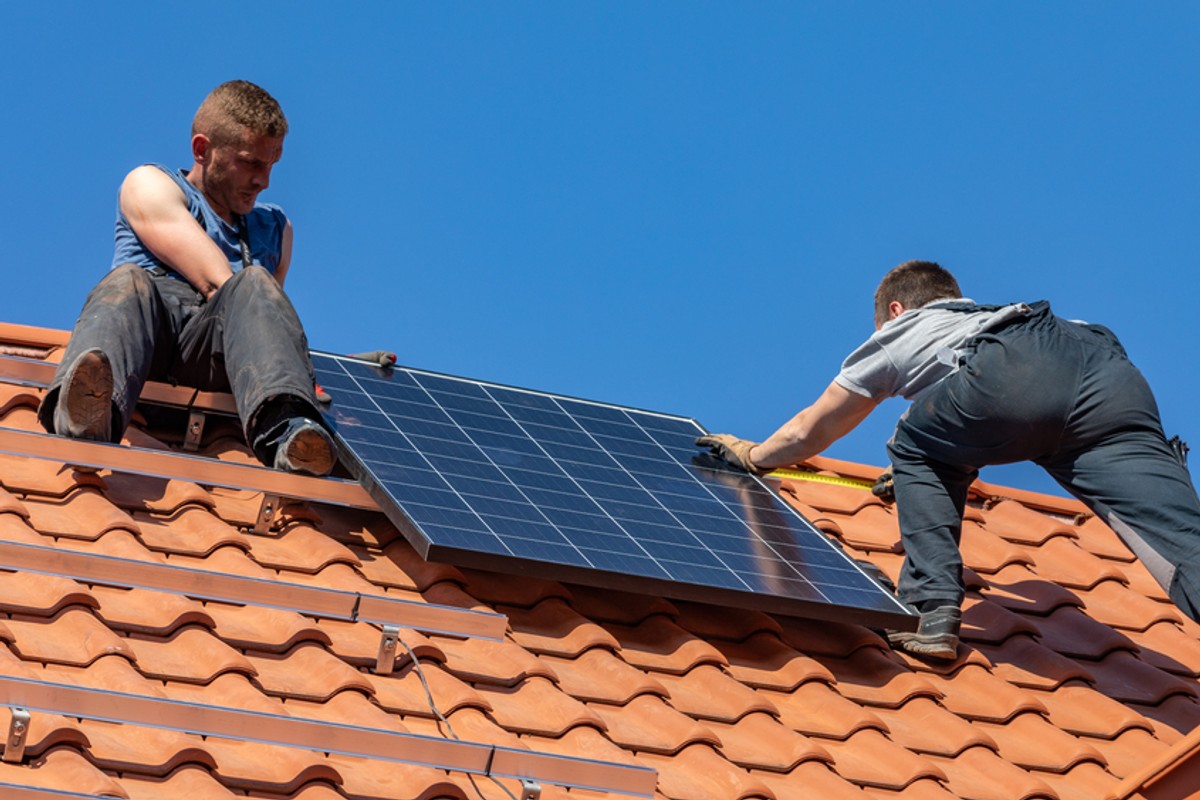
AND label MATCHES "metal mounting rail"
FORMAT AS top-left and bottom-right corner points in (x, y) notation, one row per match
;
(0, 675), (657, 797)
(0, 354), (239, 416)
(0, 539), (506, 640)
(0, 426), (373, 511)
(0, 786), (109, 800)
